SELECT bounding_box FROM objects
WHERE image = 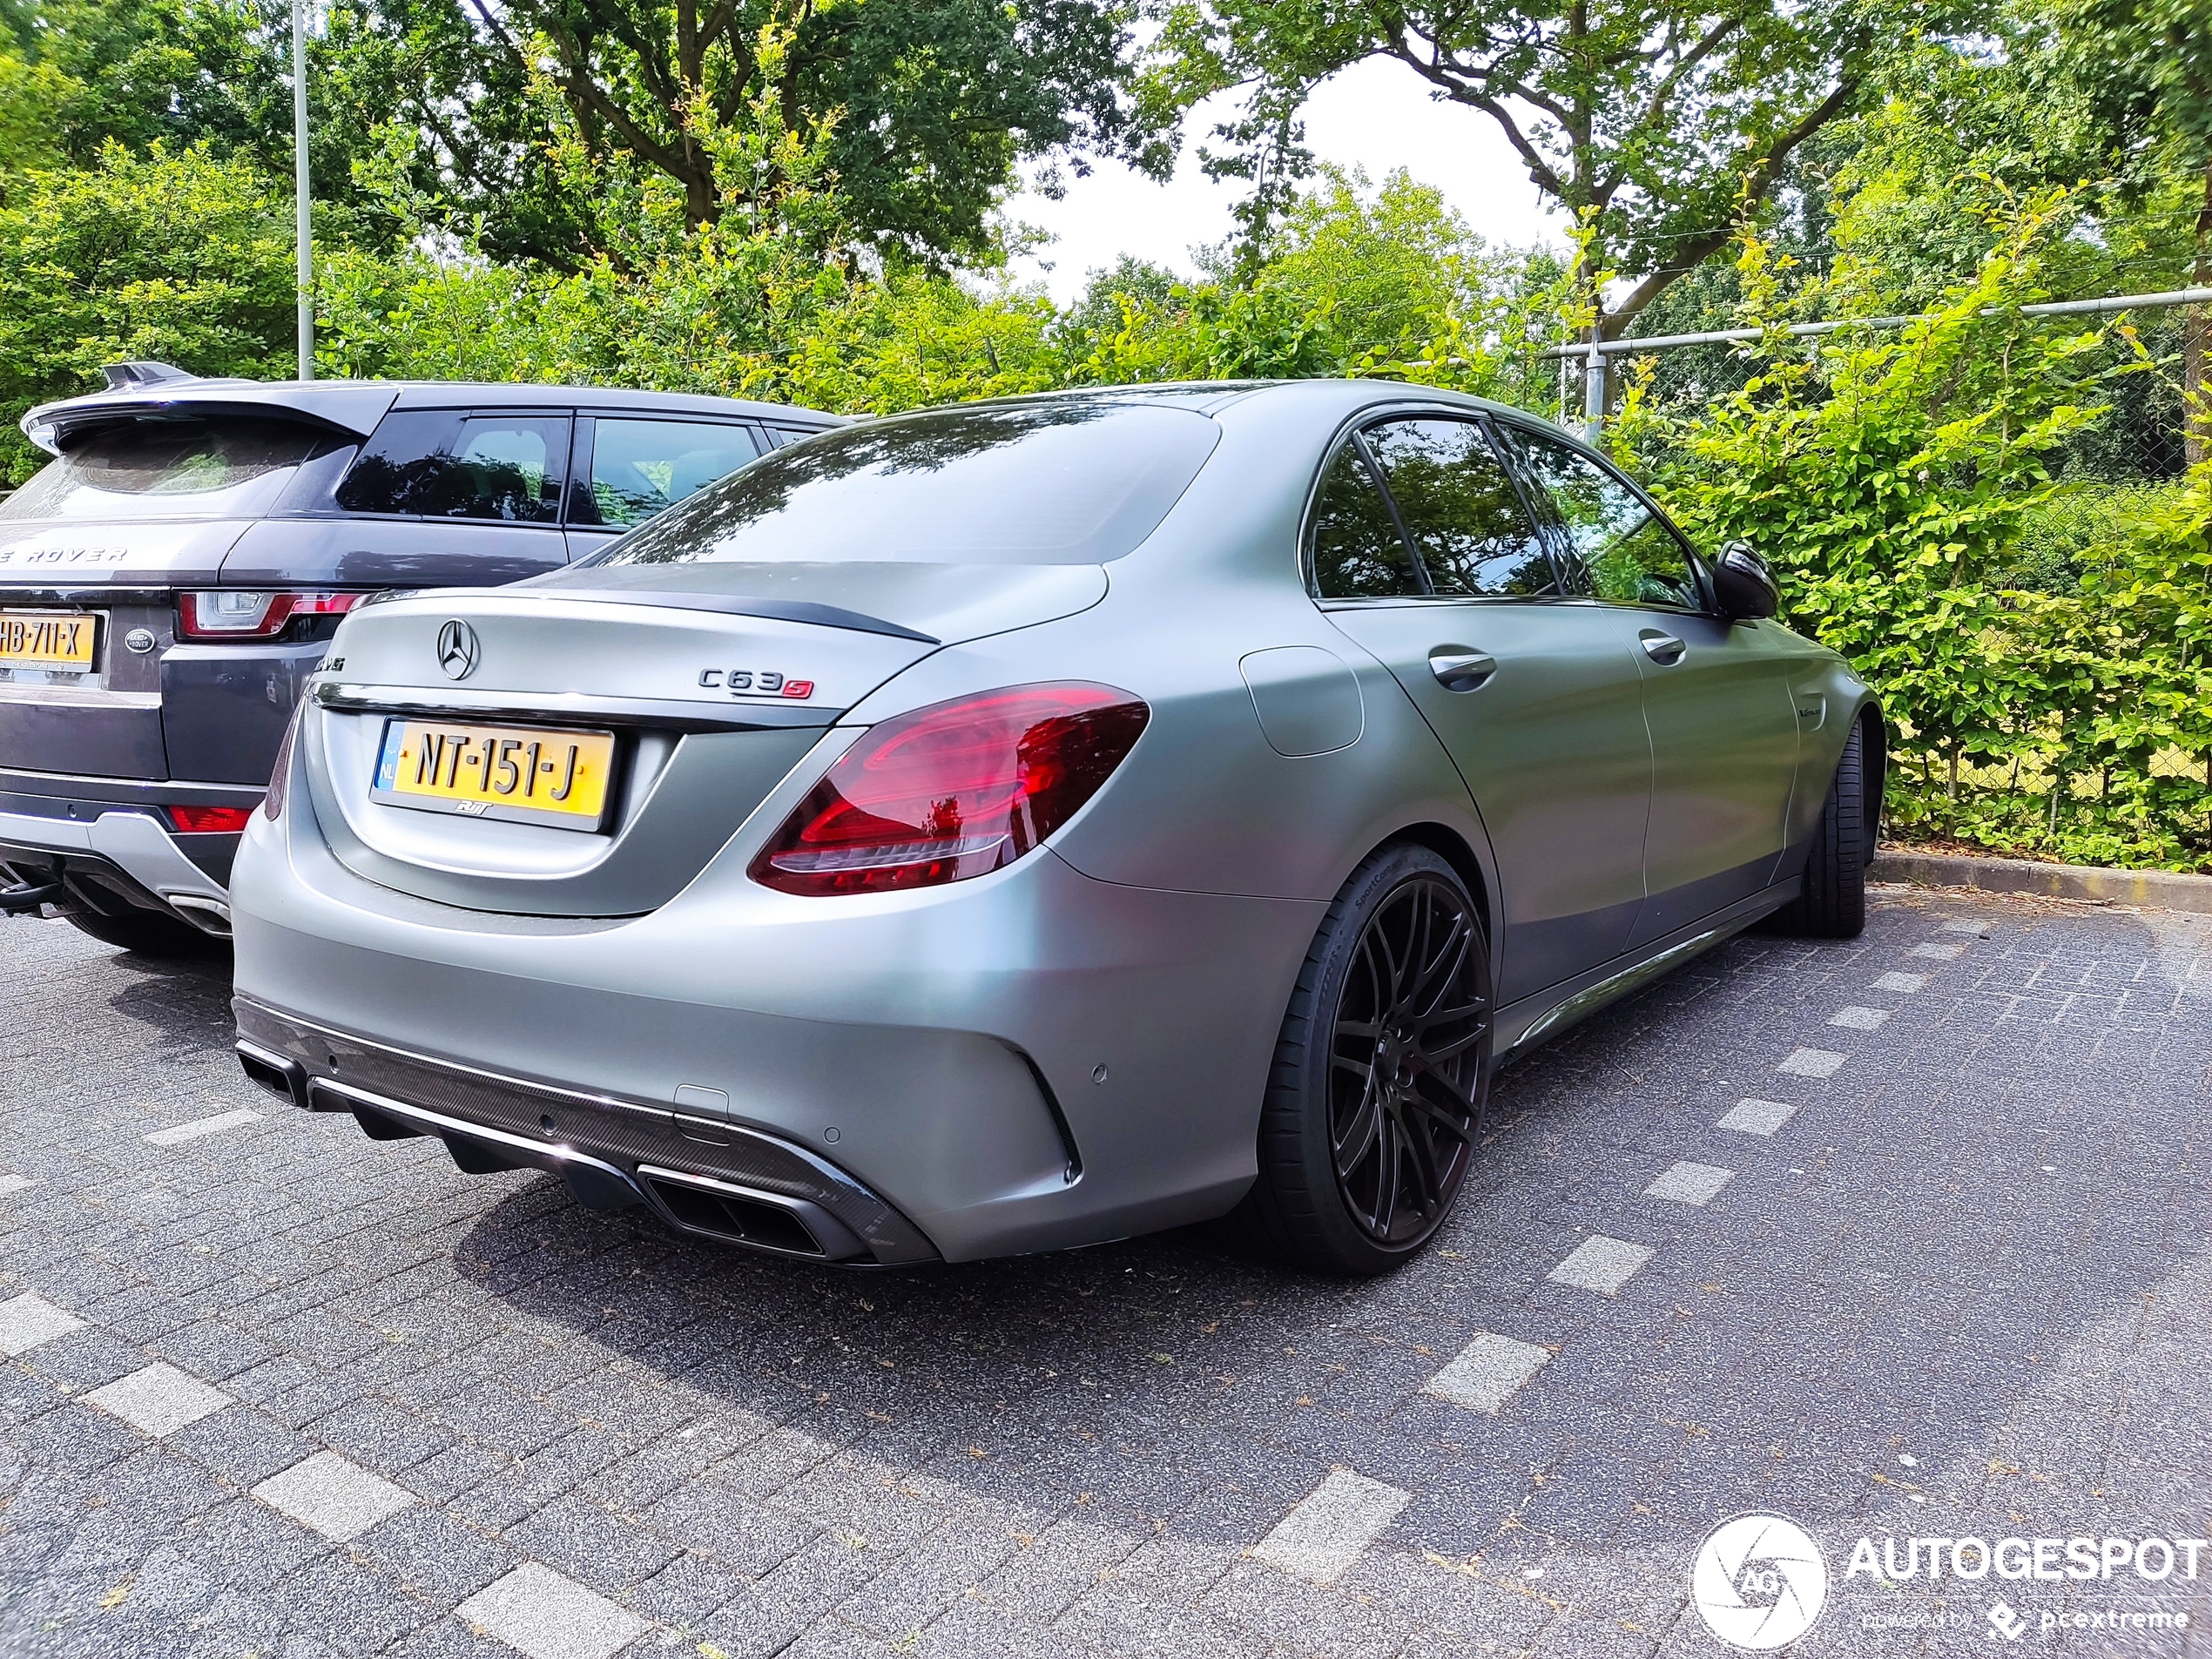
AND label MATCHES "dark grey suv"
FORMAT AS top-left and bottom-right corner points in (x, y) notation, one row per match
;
(0, 367), (838, 954)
